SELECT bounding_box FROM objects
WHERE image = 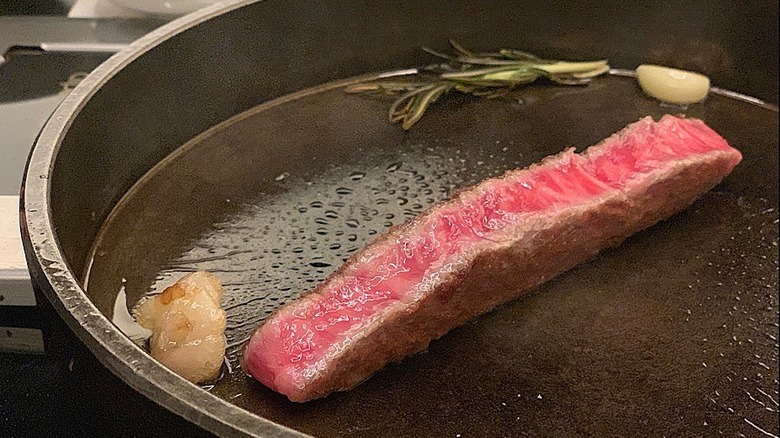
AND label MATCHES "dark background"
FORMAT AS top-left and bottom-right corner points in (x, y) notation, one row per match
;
(0, 300), (215, 437)
(0, 1), (67, 15)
